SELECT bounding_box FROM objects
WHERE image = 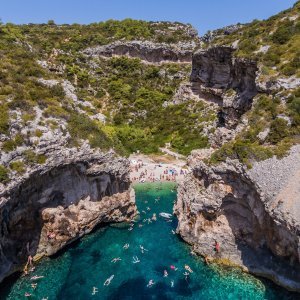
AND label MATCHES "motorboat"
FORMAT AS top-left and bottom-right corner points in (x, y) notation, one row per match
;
(159, 212), (172, 219)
